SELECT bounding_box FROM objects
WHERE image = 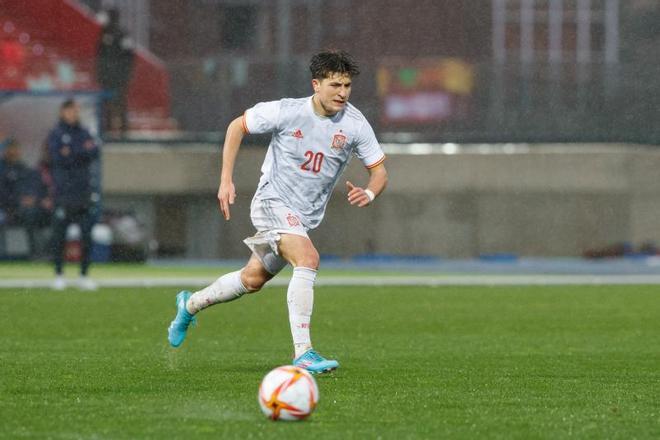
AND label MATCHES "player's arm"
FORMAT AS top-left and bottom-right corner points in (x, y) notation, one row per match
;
(218, 116), (247, 220)
(346, 162), (388, 207)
